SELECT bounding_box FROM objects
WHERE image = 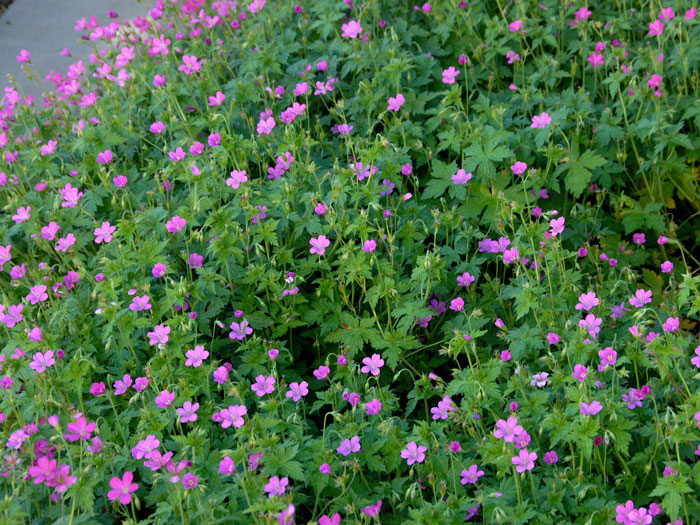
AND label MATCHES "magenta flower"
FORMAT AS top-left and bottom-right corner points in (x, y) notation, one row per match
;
(546, 332), (560, 344)
(131, 435), (160, 459)
(182, 472), (198, 489)
(361, 353), (385, 376)
(549, 217), (565, 236)
(129, 295), (152, 311)
(97, 150), (113, 164)
(56, 233), (77, 252)
(572, 364), (588, 382)
(544, 450), (559, 464)
(361, 500), (382, 518)
(30, 351), (55, 373)
(576, 291), (599, 311)
(431, 395), (457, 420)
(401, 441), (427, 466)
(494, 417), (523, 442)
(107, 472), (138, 505)
(661, 261), (673, 273)
(252, 375), (275, 397)
(387, 93), (405, 111)
(213, 366), (229, 384)
(155, 390), (175, 408)
(229, 319), (253, 340)
(337, 436), (361, 456)
(12, 206), (30, 224)
(365, 399), (382, 415)
(319, 513), (340, 525)
(152, 263), (167, 277)
(178, 54), (203, 75)
(209, 91), (226, 106)
(649, 20), (664, 36)
(185, 345), (209, 367)
(362, 239), (377, 253)
(442, 66), (460, 84)
(310, 235), (331, 255)
(64, 416), (96, 442)
(452, 168), (472, 184)
(503, 247), (519, 263)
(580, 401), (603, 415)
(509, 19), (523, 32)
(578, 314), (603, 338)
(0, 244), (11, 270)
(629, 289), (652, 308)
(113, 375), (132, 395)
(28, 457), (57, 484)
(166, 215), (186, 233)
(662, 316), (680, 333)
(2, 304), (23, 327)
(93, 222), (116, 243)
(691, 346), (700, 368)
(264, 476), (288, 497)
(587, 53), (604, 67)
(530, 112), (551, 129)
(341, 20), (362, 38)
(176, 401), (199, 423)
(286, 381), (309, 402)
(257, 116), (276, 135)
(226, 170), (248, 188)
(457, 272), (475, 286)
(216, 405), (247, 428)
(26, 285), (48, 305)
(512, 449), (537, 473)
(147, 324), (170, 346)
(168, 147), (185, 162)
(511, 161), (527, 175)
(599, 347), (617, 367)
(460, 464), (484, 484)
(47, 464), (77, 493)
(219, 456), (236, 475)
